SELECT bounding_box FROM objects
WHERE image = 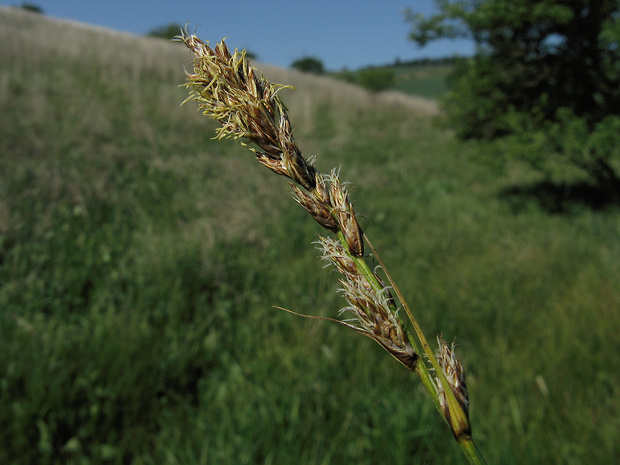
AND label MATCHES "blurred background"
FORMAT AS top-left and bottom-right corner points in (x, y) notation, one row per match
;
(1, 1), (619, 464)
(18, 0), (475, 70)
